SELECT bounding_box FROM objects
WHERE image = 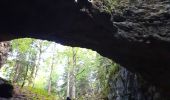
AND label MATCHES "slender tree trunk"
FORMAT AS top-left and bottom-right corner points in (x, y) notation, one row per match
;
(28, 63), (35, 86)
(32, 41), (42, 88)
(21, 64), (29, 88)
(67, 70), (70, 98)
(48, 55), (54, 95)
(12, 41), (20, 84)
(34, 49), (42, 79)
(48, 80), (52, 95)
(71, 48), (76, 99)
(48, 45), (55, 95)
(66, 57), (71, 98)
(13, 61), (21, 84)
(66, 48), (77, 99)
